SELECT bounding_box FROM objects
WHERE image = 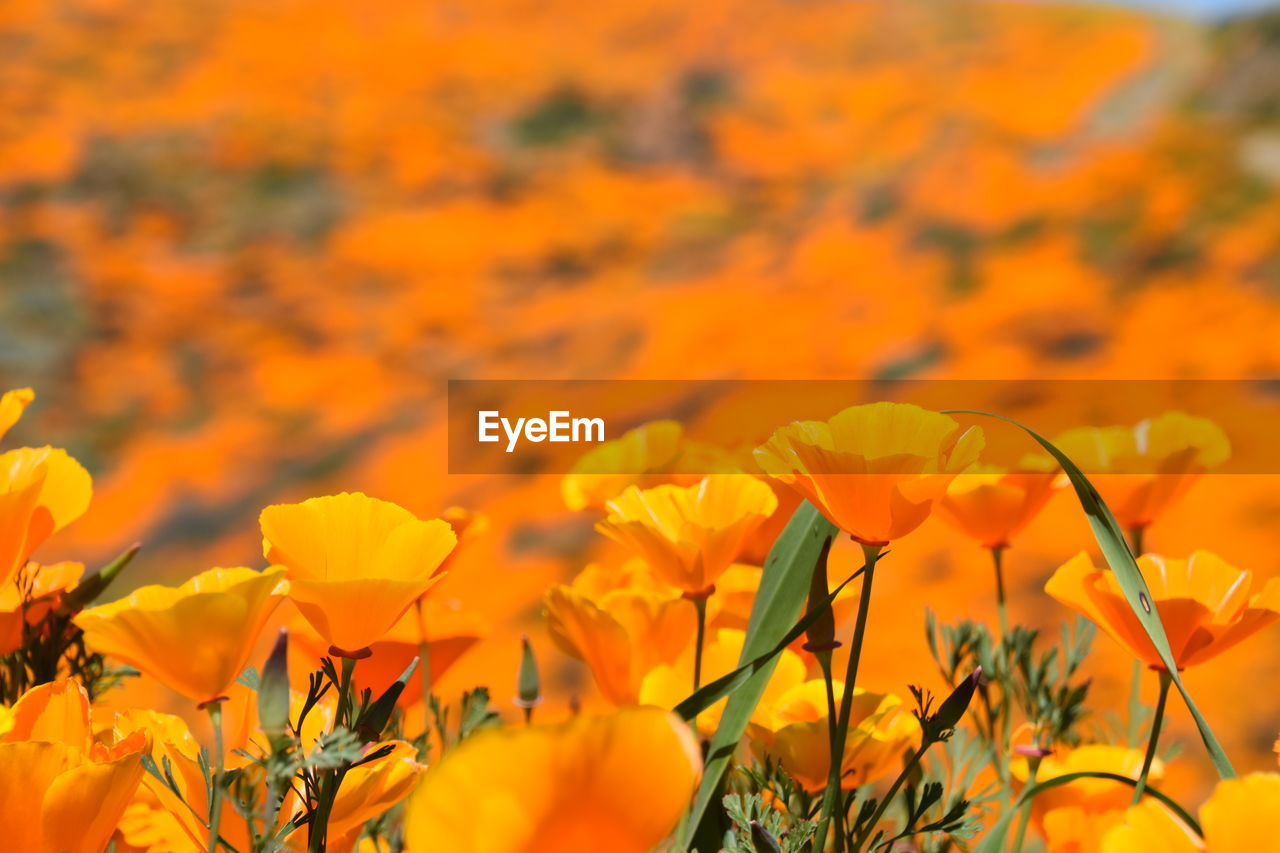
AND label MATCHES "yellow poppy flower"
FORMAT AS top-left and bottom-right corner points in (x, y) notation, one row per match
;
(755, 402), (983, 545)
(936, 461), (1061, 549)
(1011, 744), (1162, 853)
(1053, 412), (1229, 535)
(321, 740), (426, 849)
(75, 566), (288, 704)
(596, 474), (777, 596)
(402, 706), (701, 853)
(747, 680), (920, 792)
(0, 446), (92, 586)
(0, 679), (146, 853)
(0, 561), (86, 654)
(114, 708), (256, 852)
(560, 421), (742, 512)
(260, 492), (458, 656)
(1103, 773), (1280, 853)
(638, 627), (806, 734)
(544, 563), (696, 705)
(0, 387), (34, 441)
(1045, 551), (1280, 671)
